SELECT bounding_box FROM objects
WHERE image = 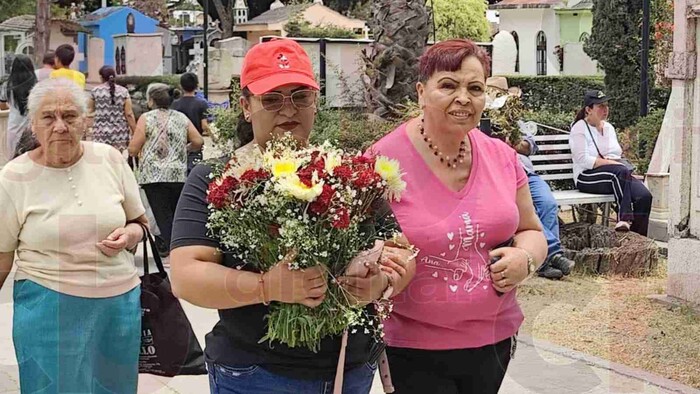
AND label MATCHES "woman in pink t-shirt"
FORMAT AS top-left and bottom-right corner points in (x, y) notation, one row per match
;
(369, 39), (548, 394)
